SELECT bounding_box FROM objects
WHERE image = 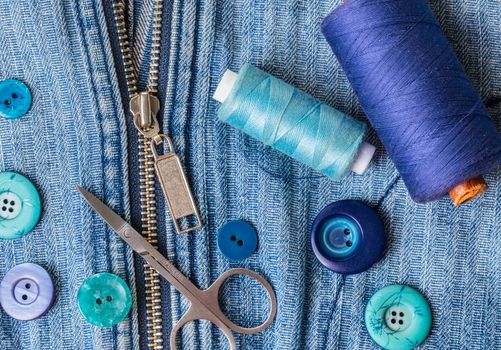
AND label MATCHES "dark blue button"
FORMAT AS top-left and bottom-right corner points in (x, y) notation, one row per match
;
(217, 220), (257, 261)
(310, 200), (386, 274)
(0, 80), (32, 119)
(0, 263), (55, 321)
